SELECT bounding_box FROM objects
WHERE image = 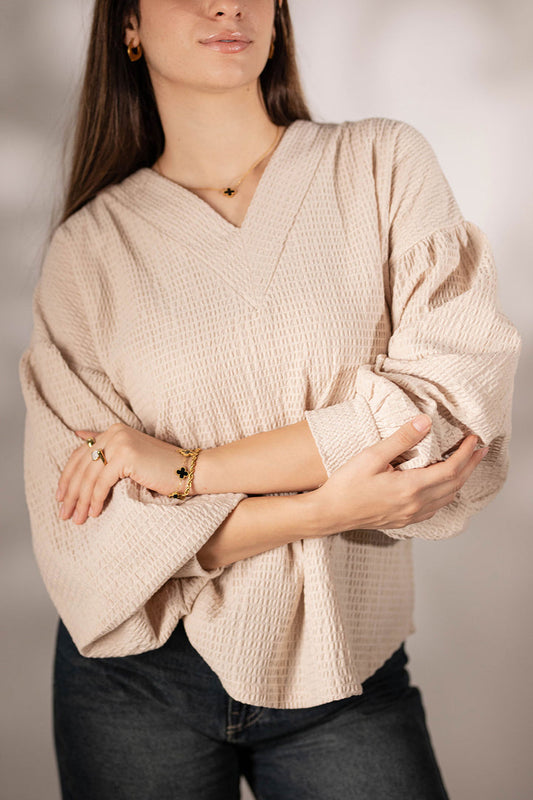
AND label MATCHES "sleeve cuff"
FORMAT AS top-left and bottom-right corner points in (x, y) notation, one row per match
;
(304, 393), (379, 478)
